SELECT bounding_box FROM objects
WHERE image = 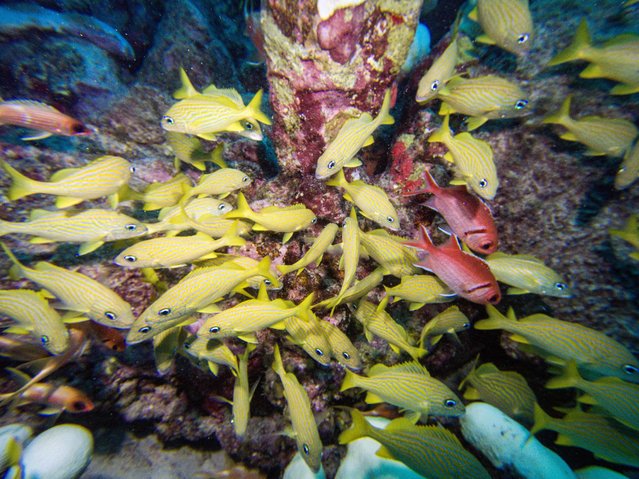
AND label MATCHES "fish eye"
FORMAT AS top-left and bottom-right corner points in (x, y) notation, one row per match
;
(342, 351), (351, 360)
(480, 241), (493, 251)
(554, 282), (567, 290)
(311, 217), (317, 224)
(184, 342), (191, 350)
(623, 364), (639, 375)
(264, 279), (272, 286)
(217, 203), (227, 211)
(125, 224), (138, 231)
(315, 348), (324, 356)
(129, 166), (137, 173)
(242, 176), (250, 183)
(138, 326), (151, 334)
(72, 401), (88, 411)
(517, 33), (530, 44)
(430, 80), (440, 91)
(478, 178), (488, 189)
(302, 443), (310, 455)
(387, 216), (394, 223)
(41, 335), (49, 345)
(462, 322), (471, 329)
(515, 99), (528, 110)
(209, 326), (220, 334)
(444, 399), (457, 408)
(105, 311), (117, 321)
(618, 166), (626, 174)
(162, 115), (175, 125)
(123, 255), (137, 263)
(243, 121), (254, 130)
(158, 308), (171, 316)
(488, 294), (499, 304)
(327, 161), (336, 170)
